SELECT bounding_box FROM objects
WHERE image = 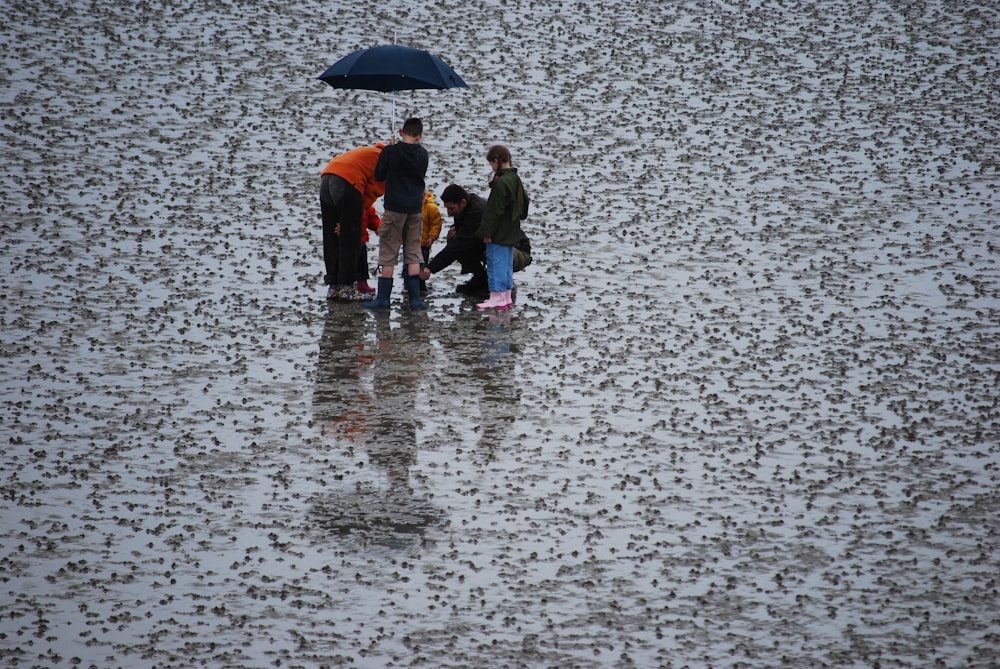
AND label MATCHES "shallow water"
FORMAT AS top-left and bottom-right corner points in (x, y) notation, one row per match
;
(3, 0), (999, 667)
